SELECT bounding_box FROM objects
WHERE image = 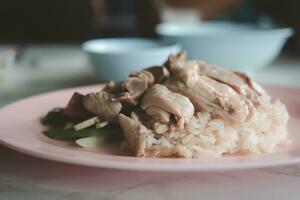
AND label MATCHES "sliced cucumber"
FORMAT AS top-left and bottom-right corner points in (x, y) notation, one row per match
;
(74, 116), (98, 131)
(75, 136), (107, 148)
